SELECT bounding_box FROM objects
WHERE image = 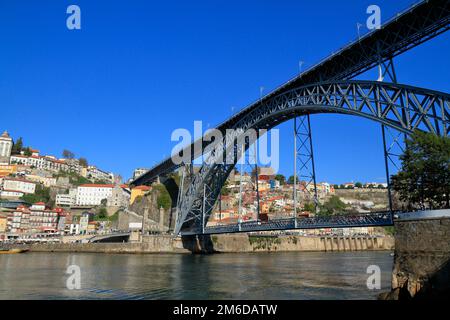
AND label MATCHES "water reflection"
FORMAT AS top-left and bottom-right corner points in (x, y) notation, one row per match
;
(0, 251), (393, 300)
